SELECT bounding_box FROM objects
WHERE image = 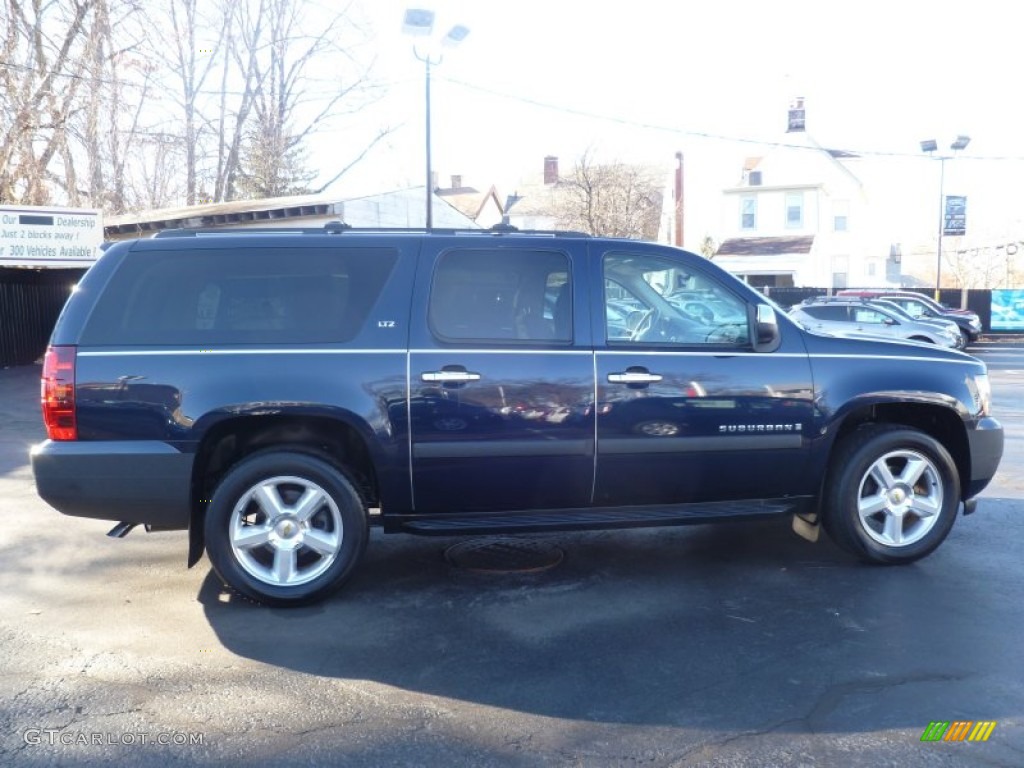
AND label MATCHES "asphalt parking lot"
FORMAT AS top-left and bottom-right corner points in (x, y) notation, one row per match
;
(2, 342), (1023, 767)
